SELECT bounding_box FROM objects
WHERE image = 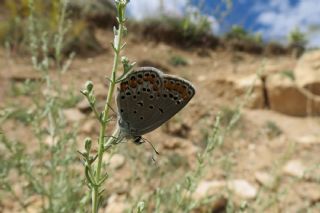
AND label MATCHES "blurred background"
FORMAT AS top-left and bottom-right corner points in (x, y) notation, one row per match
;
(0, 0), (320, 212)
